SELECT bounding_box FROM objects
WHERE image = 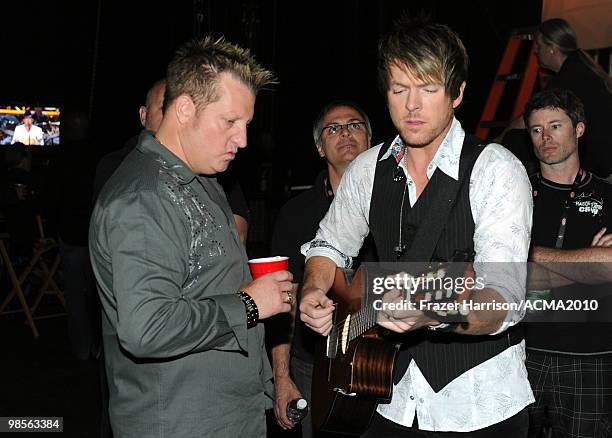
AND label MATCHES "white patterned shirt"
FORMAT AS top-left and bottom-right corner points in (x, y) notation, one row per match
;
(11, 124), (44, 145)
(301, 118), (535, 432)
